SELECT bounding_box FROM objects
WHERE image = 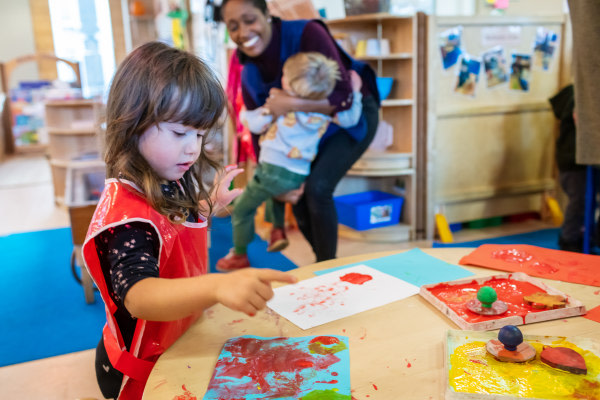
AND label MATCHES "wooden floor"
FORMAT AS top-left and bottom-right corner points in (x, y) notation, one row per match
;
(0, 154), (556, 400)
